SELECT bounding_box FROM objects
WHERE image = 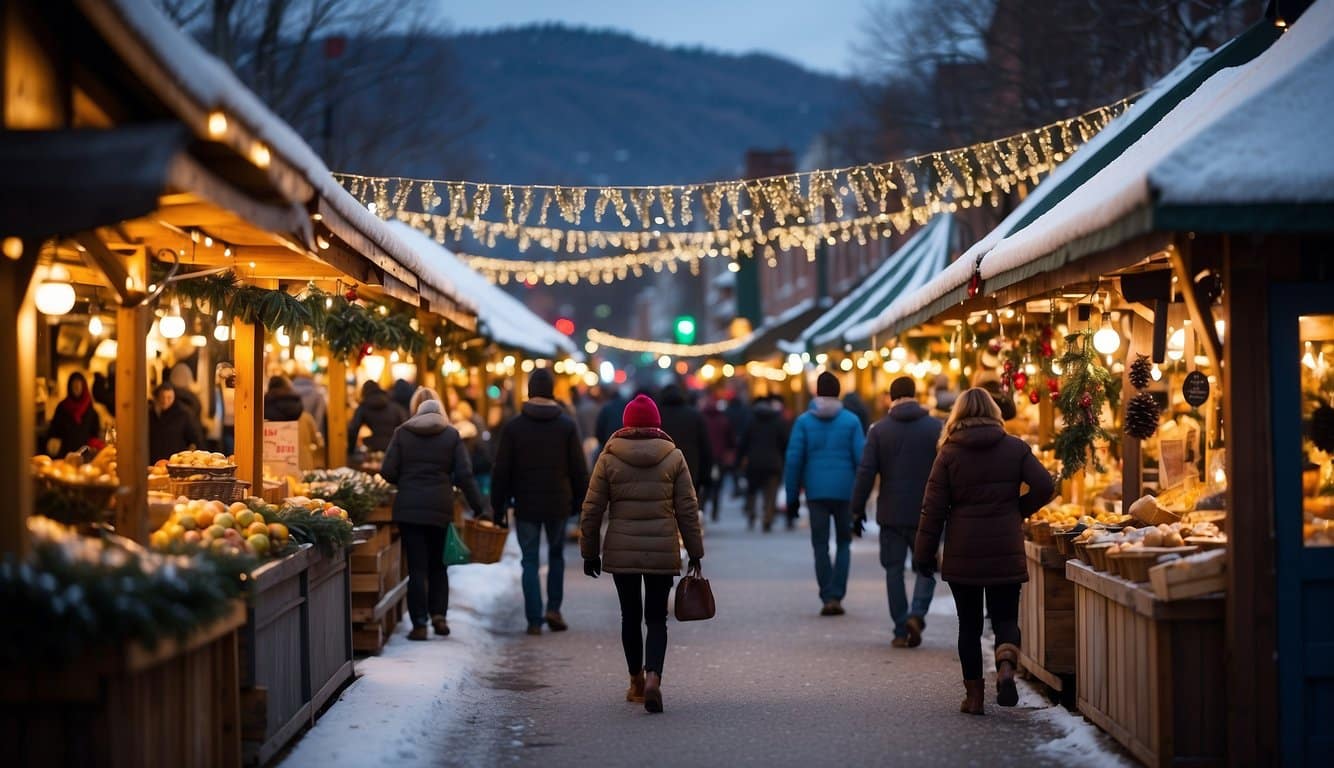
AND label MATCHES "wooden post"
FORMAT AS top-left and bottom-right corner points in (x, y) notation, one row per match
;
(326, 356), (348, 468)
(233, 319), (265, 489)
(114, 302), (150, 542)
(0, 250), (38, 555)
